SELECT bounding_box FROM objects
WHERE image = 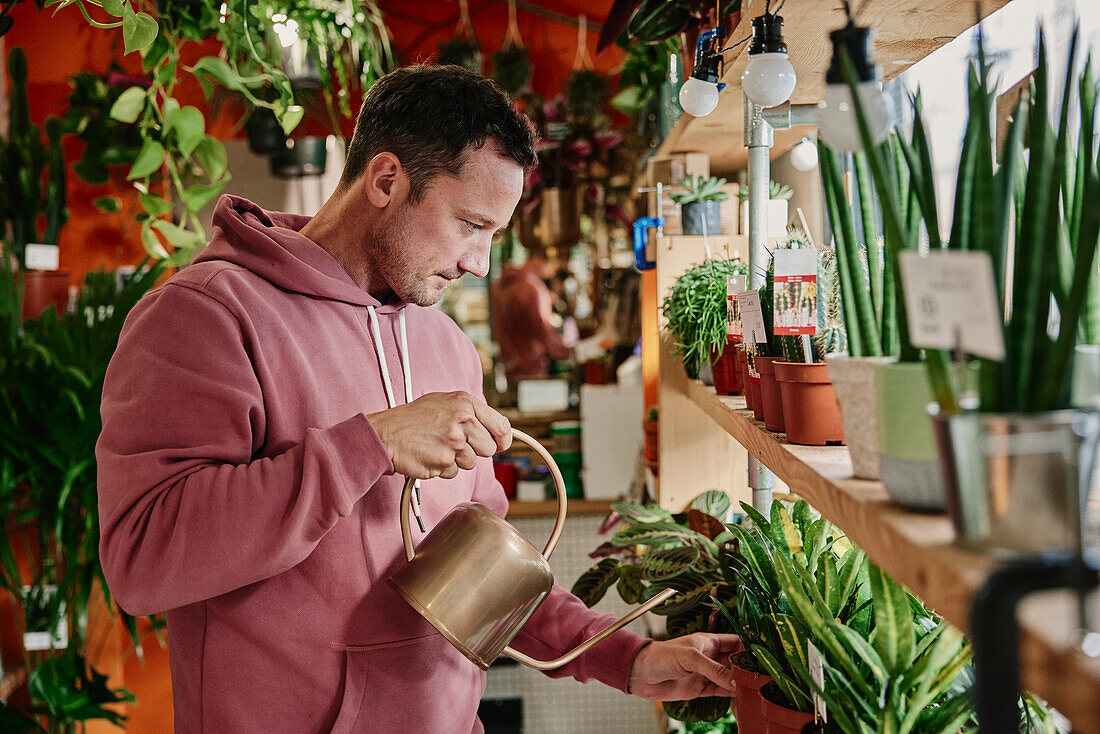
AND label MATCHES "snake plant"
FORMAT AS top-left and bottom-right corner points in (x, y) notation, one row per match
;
(841, 27), (1100, 414)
